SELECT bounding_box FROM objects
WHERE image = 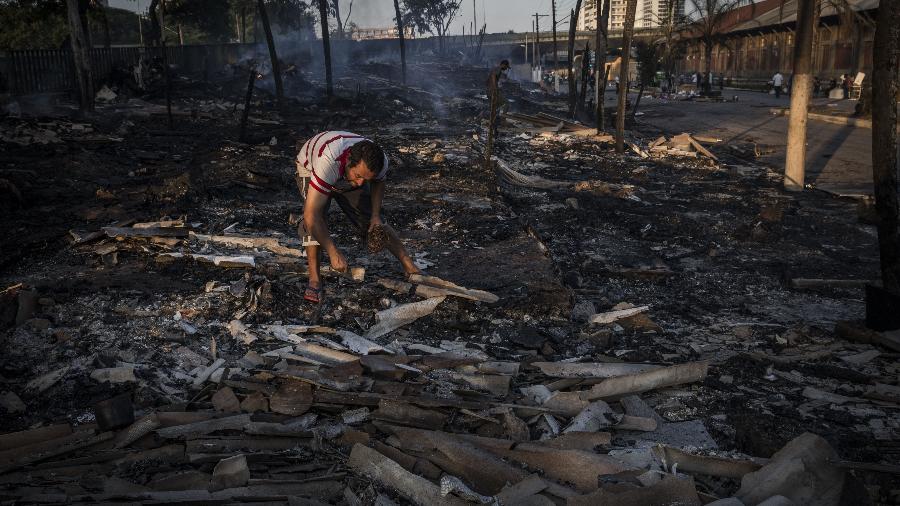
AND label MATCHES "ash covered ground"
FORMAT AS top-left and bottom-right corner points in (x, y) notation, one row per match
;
(0, 59), (896, 504)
